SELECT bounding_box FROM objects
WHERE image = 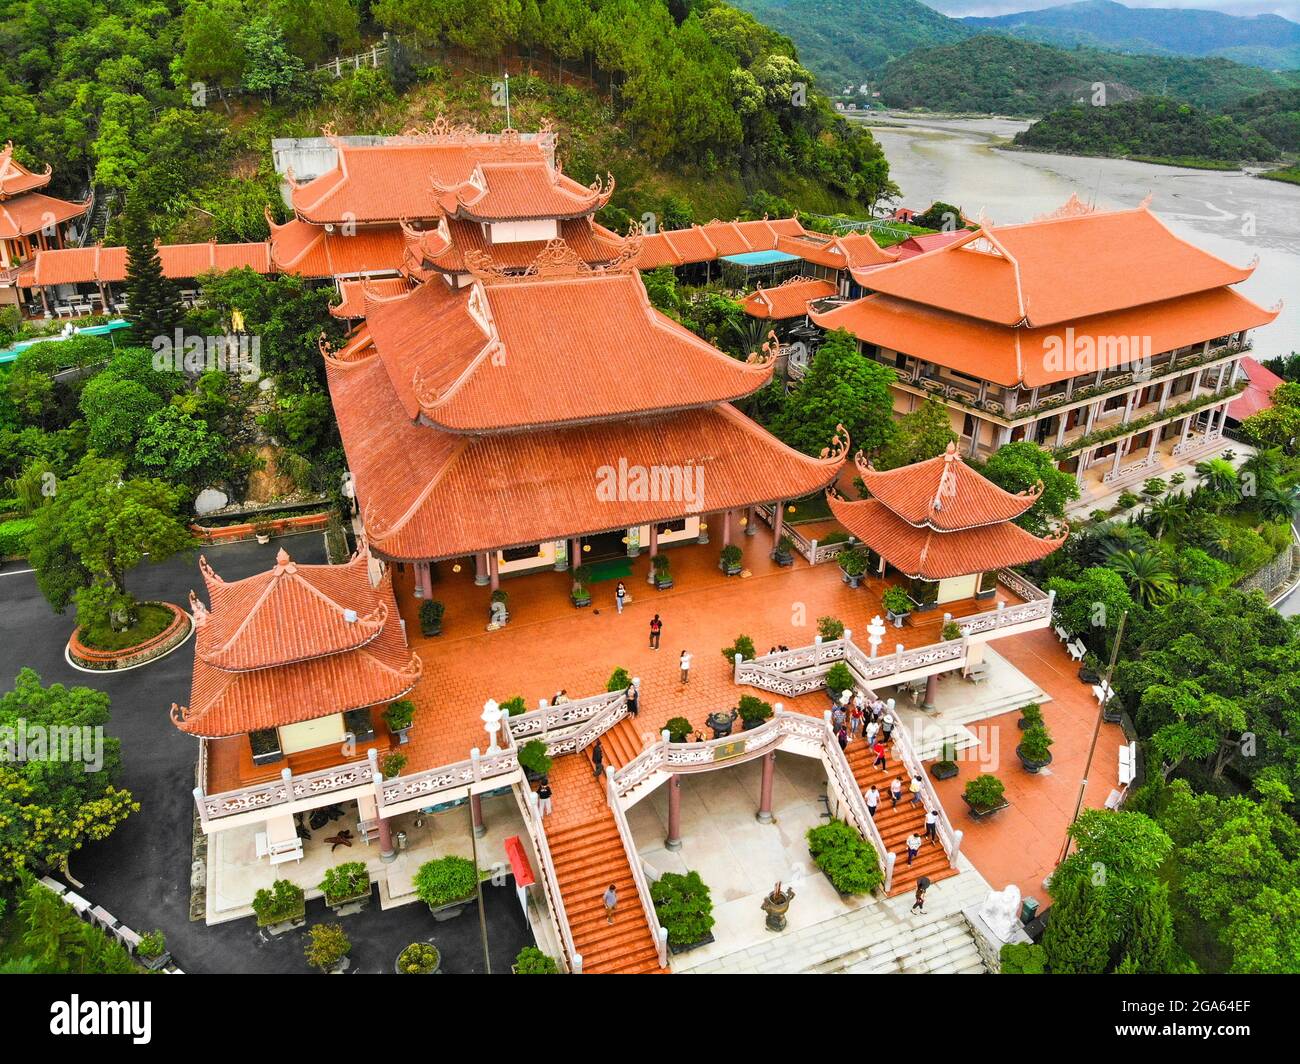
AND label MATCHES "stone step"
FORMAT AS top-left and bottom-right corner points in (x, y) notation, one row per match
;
(813, 914), (987, 975)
